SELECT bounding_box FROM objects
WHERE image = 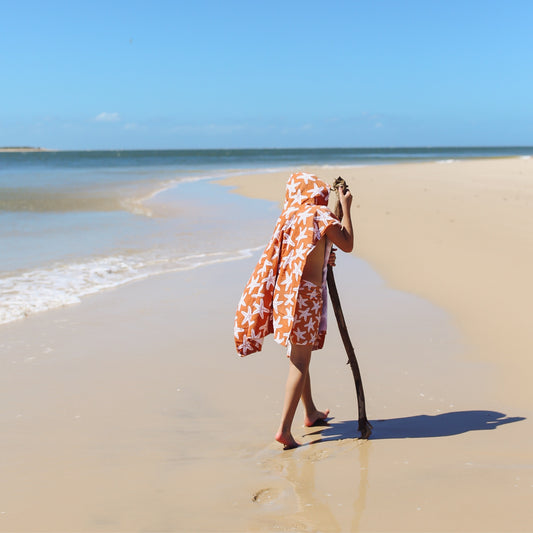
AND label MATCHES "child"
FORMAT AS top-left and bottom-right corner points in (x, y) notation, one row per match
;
(234, 172), (353, 449)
